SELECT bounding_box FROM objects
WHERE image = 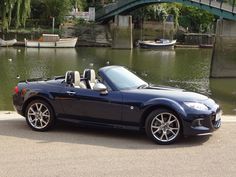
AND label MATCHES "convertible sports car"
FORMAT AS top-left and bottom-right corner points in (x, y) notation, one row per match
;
(13, 65), (221, 144)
